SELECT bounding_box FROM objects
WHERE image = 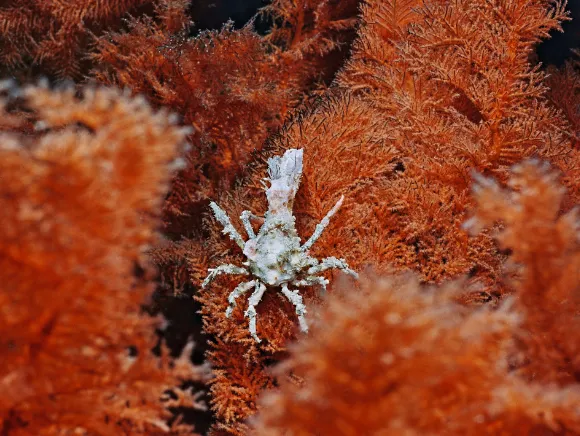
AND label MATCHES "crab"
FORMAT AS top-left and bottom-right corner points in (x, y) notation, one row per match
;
(202, 148), (358, 342)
